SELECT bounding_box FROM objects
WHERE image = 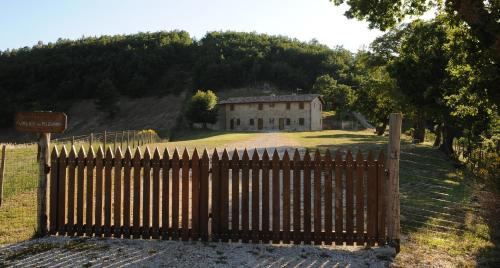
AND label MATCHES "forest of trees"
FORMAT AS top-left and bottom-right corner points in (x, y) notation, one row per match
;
(0, 31), (355, 127)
